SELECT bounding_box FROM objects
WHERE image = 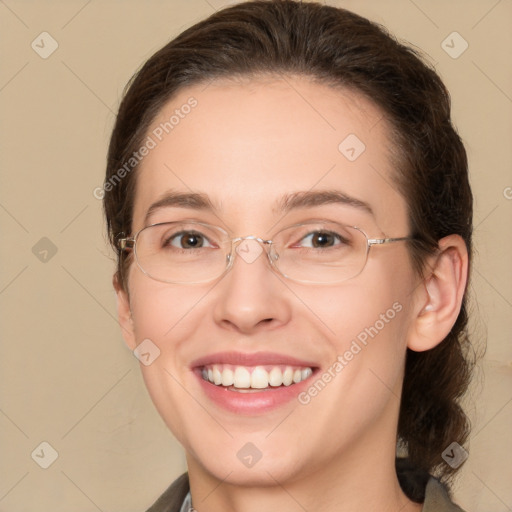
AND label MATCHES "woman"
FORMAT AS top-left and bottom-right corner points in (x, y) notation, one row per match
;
(103, 1), (474, 510)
